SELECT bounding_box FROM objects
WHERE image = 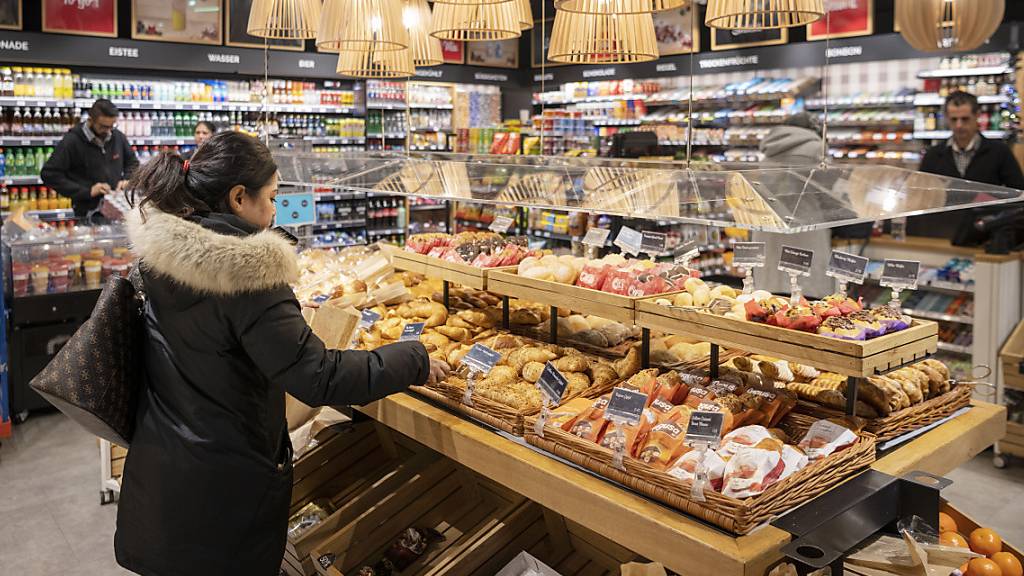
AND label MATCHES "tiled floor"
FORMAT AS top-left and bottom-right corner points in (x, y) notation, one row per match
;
(1, 411), (1023, 576)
